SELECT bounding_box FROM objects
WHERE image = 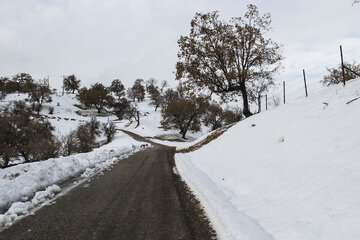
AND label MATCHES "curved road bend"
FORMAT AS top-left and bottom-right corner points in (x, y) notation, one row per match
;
(0, 145), (196, 240)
